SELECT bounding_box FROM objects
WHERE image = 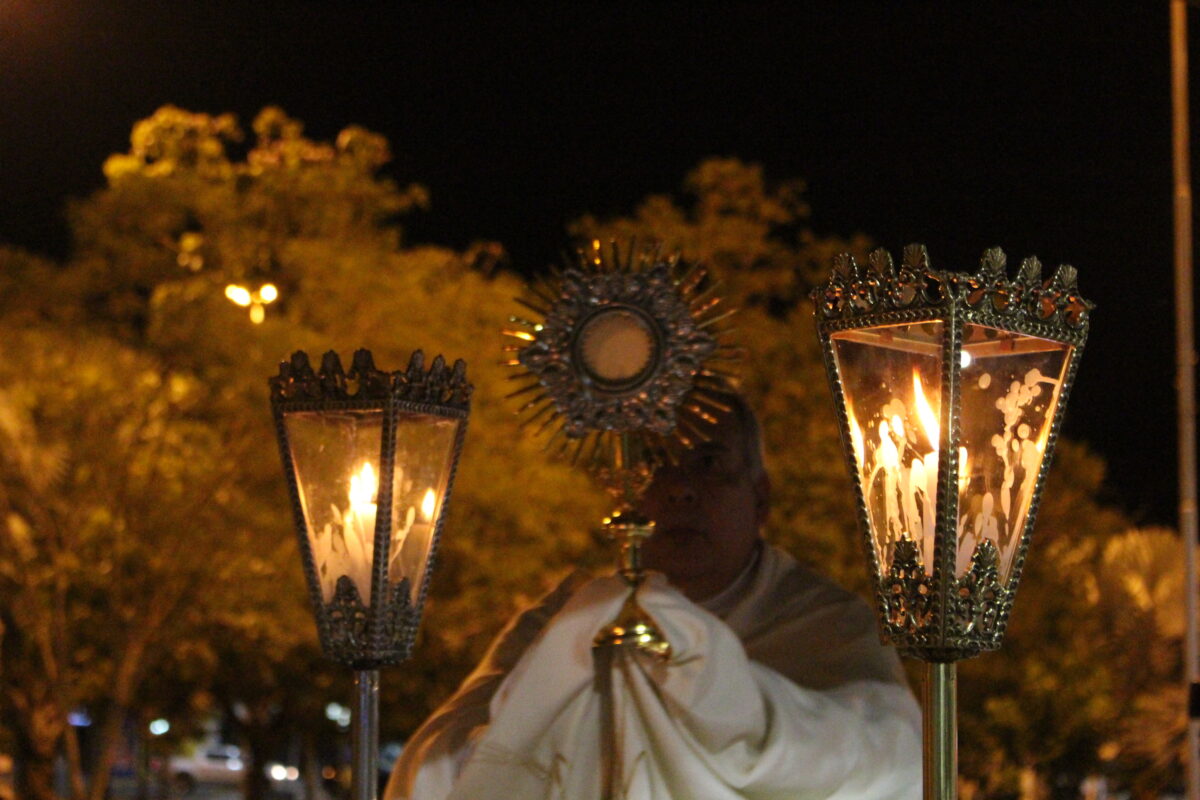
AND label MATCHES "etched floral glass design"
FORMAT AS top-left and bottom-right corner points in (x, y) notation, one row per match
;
(957, 324), (1072, 582)
(284, 410), (385, 604)
(832, 321), (944, 576)
(388, 413), (462, 604)
(285, 410), (463, 607)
